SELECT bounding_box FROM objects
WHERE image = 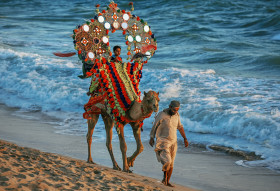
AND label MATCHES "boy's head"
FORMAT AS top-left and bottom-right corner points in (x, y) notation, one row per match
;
(113, 46), (121, 57)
